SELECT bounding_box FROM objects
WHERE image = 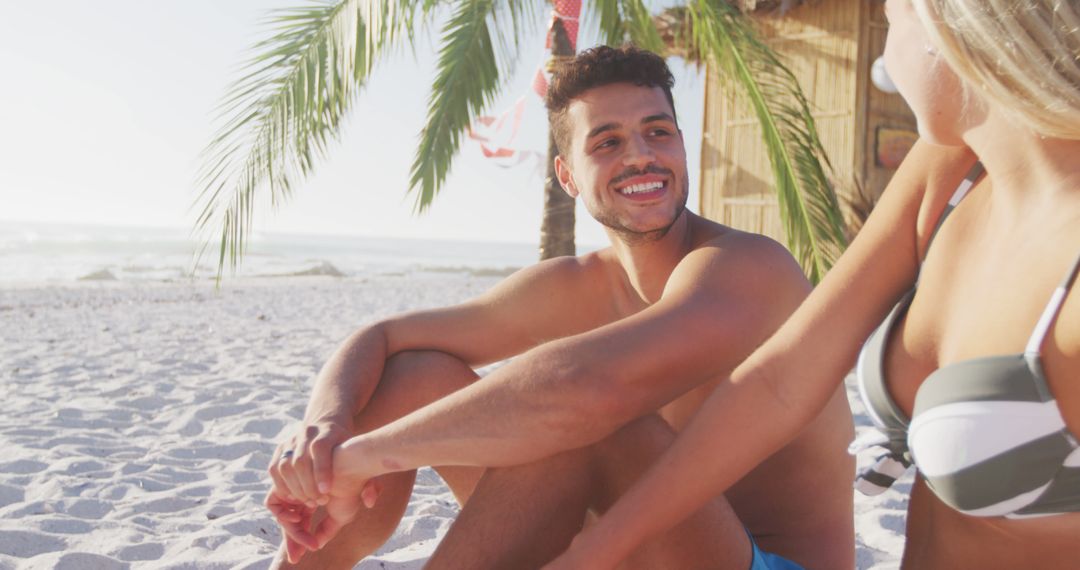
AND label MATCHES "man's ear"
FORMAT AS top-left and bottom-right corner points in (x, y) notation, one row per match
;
(554, 155), (579, 198)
